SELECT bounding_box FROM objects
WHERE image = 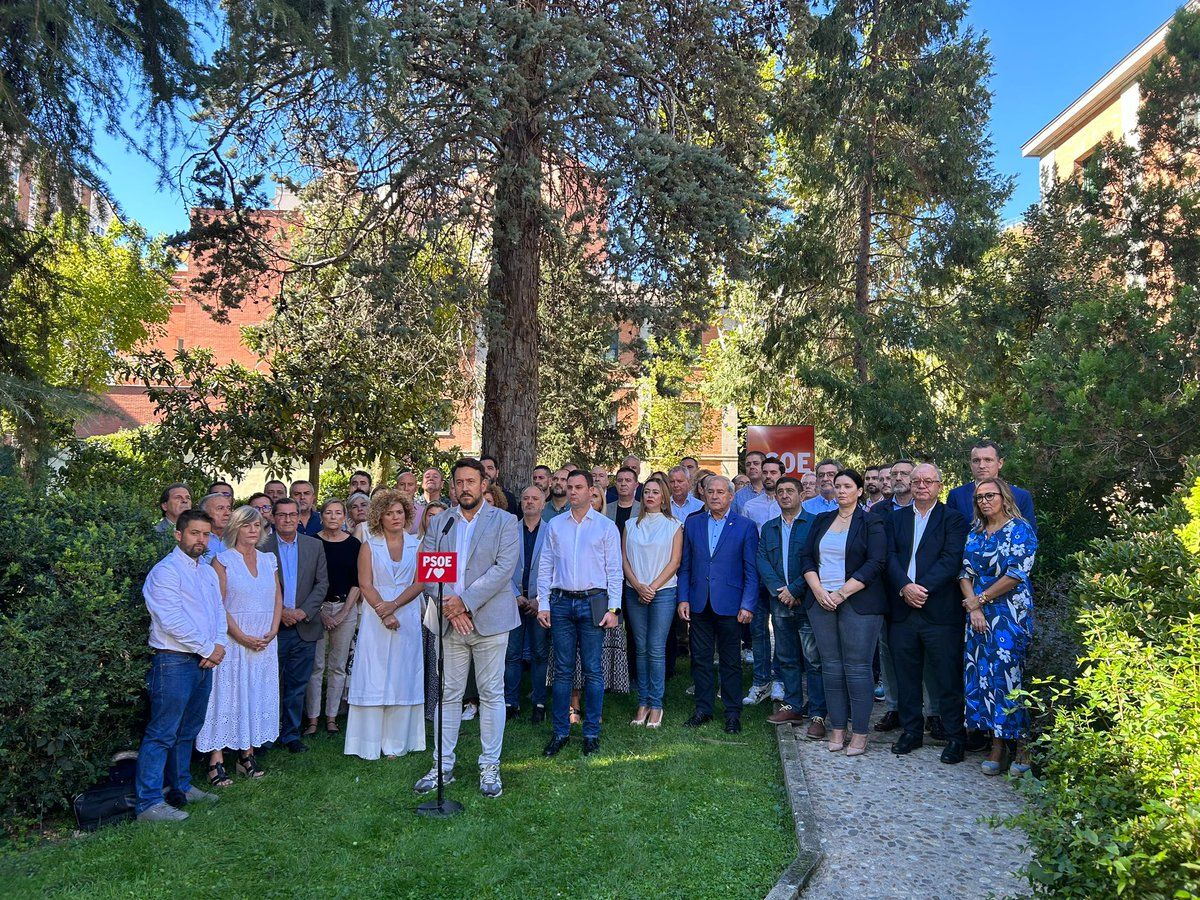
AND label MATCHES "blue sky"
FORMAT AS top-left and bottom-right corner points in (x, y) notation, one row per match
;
(94, 0), (1187, 236)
